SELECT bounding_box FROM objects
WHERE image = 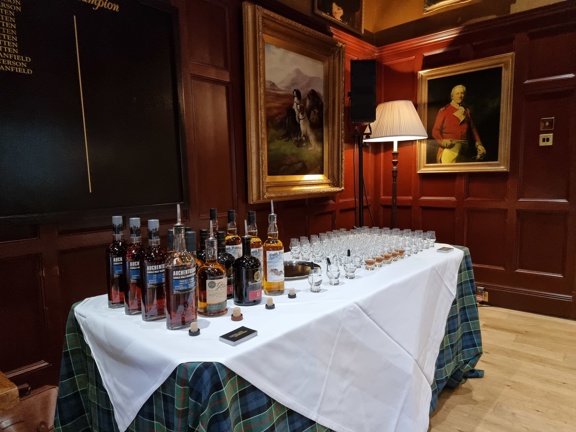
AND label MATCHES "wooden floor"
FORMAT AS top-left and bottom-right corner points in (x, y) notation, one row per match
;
(430, 305), (576, 432)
